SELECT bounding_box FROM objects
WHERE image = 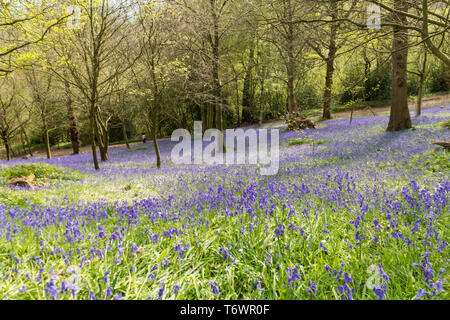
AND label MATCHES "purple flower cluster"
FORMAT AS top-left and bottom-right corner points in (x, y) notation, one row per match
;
(0, 106), (448, 299)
